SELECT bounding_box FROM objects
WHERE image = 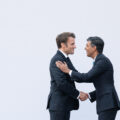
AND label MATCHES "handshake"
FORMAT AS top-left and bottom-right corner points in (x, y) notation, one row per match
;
(78, 91), (89, 101)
